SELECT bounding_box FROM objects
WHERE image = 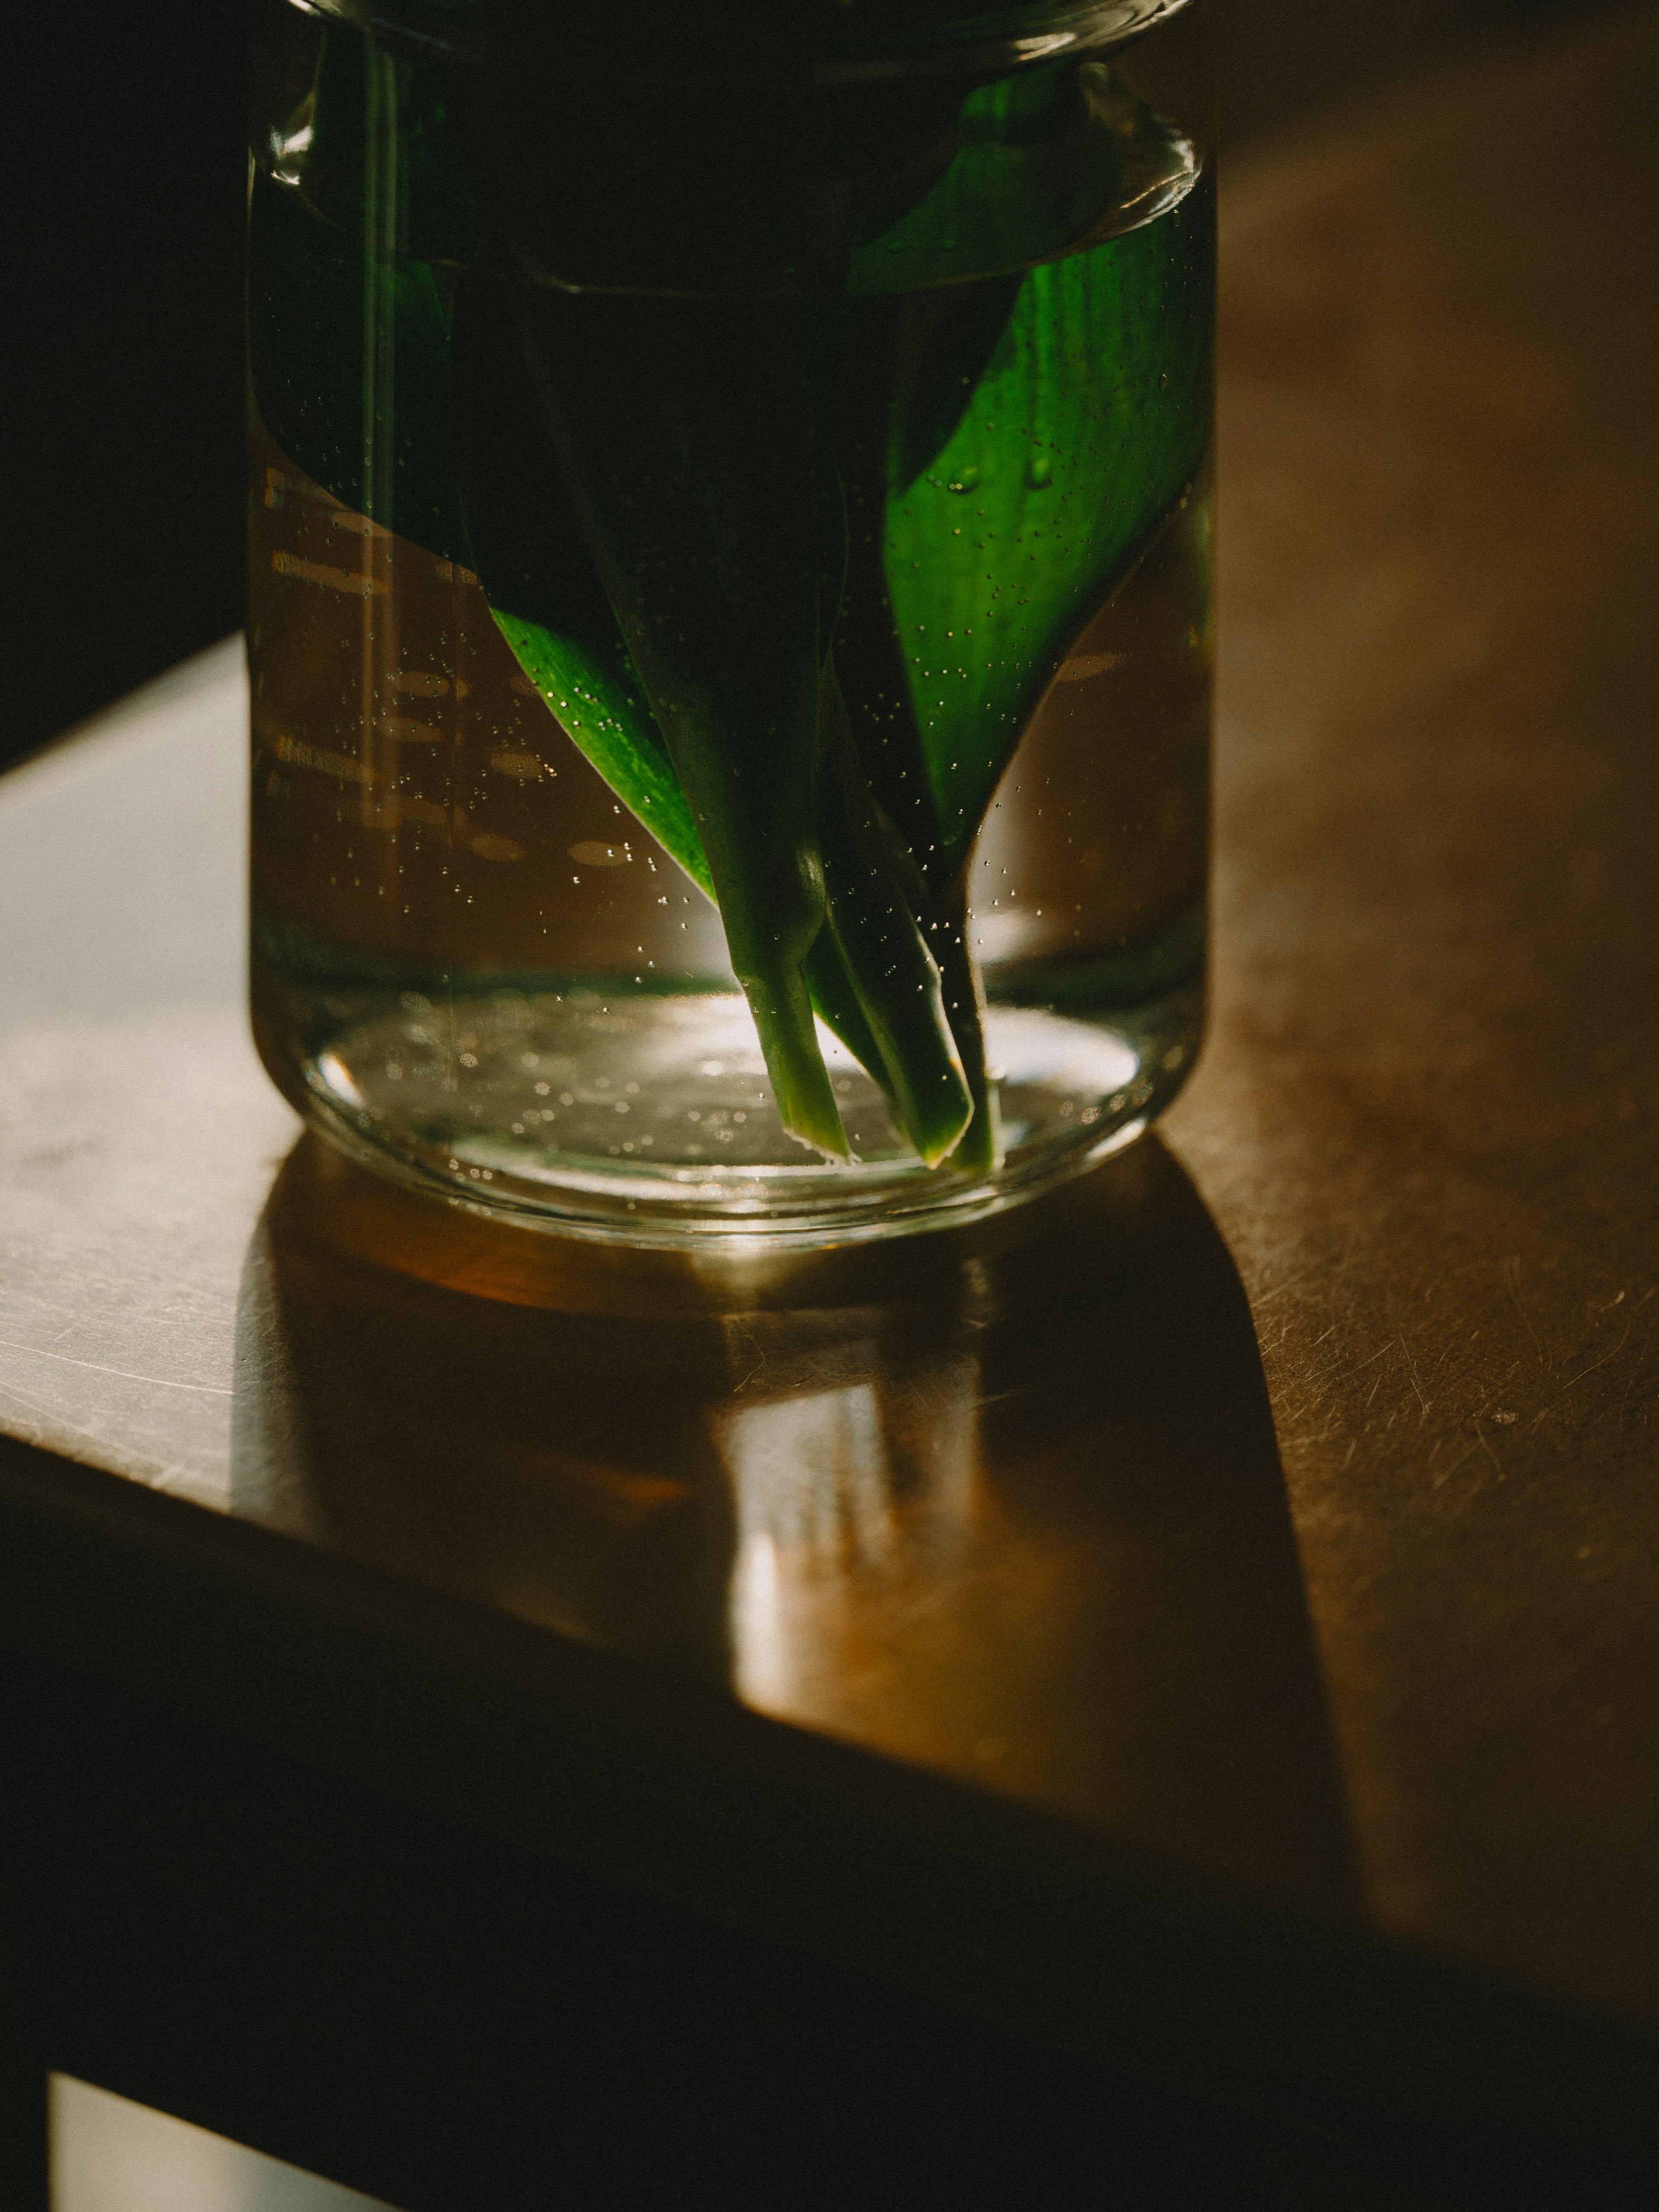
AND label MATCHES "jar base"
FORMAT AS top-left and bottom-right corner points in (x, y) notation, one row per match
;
(257, 974), (1202, 1249)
